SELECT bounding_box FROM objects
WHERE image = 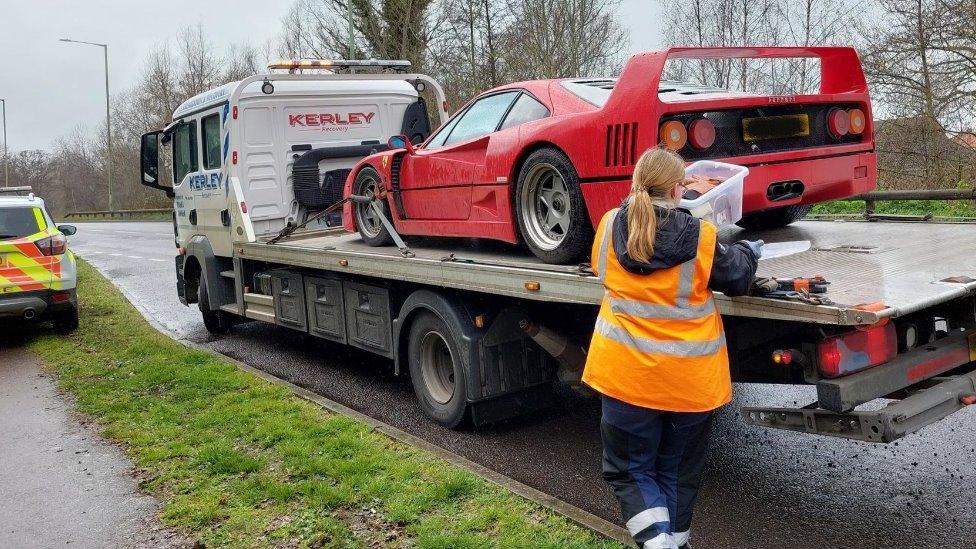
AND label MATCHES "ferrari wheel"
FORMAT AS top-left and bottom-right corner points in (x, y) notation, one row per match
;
(353, 167), (393, 247)
(516, 148), (592, 264)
